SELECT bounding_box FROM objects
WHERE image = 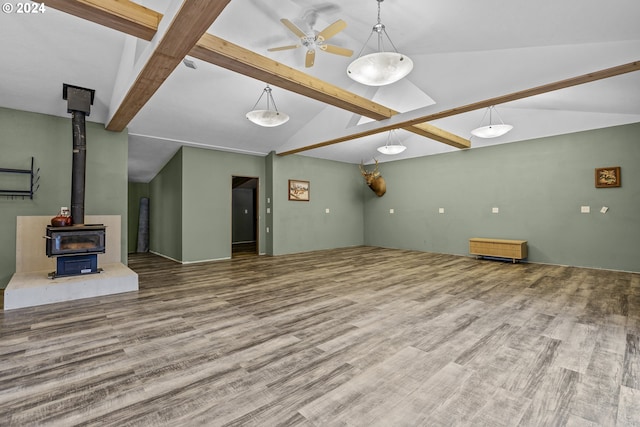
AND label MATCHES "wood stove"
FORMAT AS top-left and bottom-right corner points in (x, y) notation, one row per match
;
(45, 84), (106, 279)
(46, 224), (105, 278)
